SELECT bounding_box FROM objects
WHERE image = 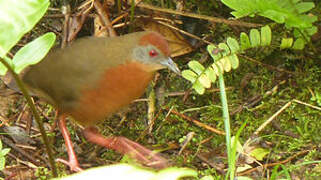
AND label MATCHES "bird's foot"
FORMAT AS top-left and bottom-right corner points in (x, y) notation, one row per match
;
(83, 127), (169, 169)
(56, 158), (83, 172)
